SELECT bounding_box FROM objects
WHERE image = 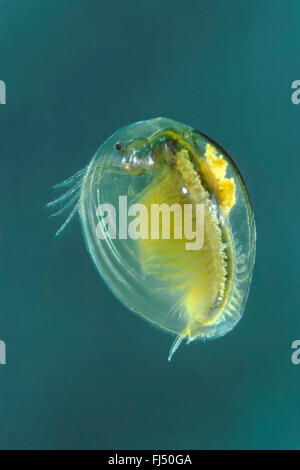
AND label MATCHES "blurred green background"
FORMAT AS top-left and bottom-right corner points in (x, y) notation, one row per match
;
(0, 0), (299, 450)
